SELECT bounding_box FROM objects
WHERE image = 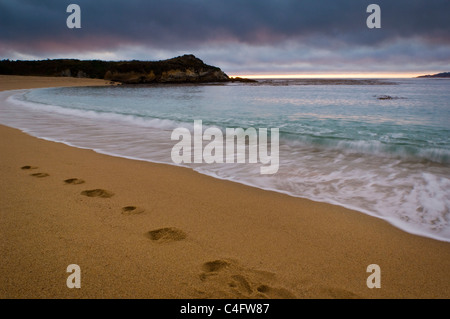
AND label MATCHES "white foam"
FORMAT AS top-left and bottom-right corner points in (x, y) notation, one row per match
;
(7, 93), (182, 131)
